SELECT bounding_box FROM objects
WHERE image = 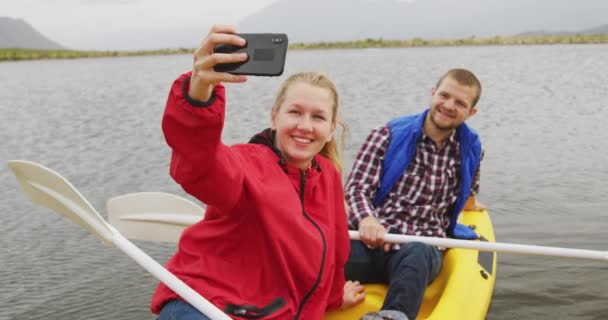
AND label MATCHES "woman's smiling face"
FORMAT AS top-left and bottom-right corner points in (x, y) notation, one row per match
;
(271, 82), (336, 169)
